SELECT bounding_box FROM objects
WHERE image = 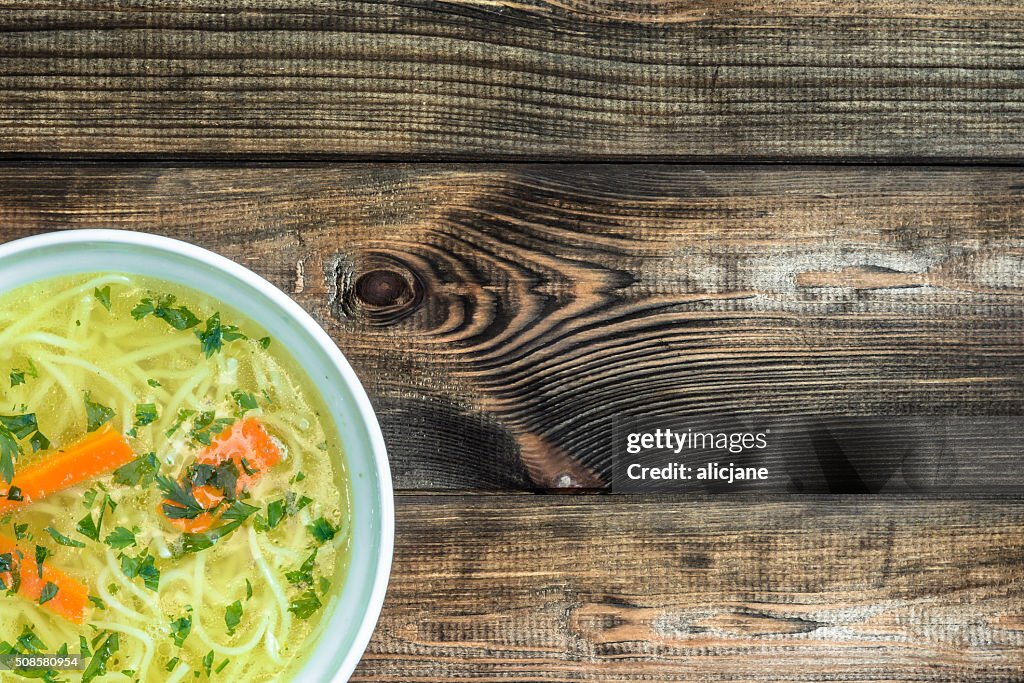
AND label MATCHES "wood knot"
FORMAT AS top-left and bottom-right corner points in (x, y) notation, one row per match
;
(338, 253), (424, 326)
(356, 269), (413, 308)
